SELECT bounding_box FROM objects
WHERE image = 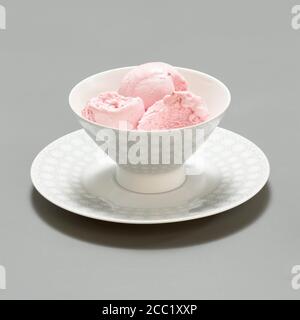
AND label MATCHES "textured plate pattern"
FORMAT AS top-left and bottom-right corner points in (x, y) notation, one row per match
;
(31, 128), (270, 224)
